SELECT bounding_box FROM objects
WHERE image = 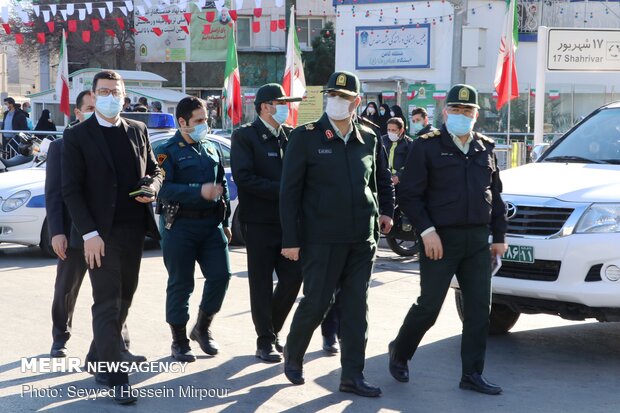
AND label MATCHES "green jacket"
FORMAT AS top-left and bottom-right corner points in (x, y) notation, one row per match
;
(280, 113), (393, 247)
